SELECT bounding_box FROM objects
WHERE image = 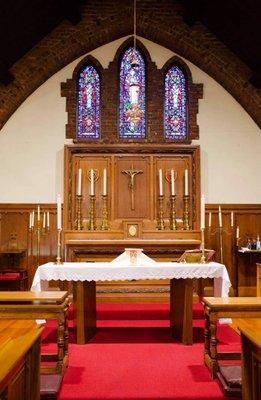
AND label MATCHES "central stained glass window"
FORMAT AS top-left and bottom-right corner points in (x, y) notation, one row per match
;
(77, 64), (100, 139)
(164, 65), (187, 140)
(119, 47), (146, 139)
